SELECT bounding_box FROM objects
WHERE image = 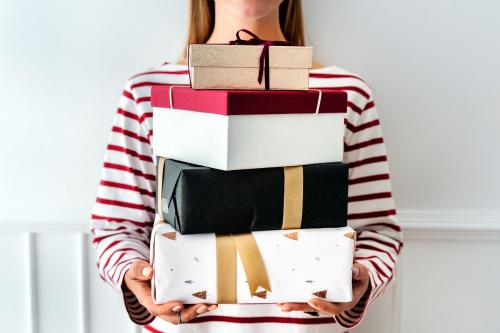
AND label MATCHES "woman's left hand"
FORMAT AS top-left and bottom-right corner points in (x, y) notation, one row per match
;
(277, 262), (371, 315)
